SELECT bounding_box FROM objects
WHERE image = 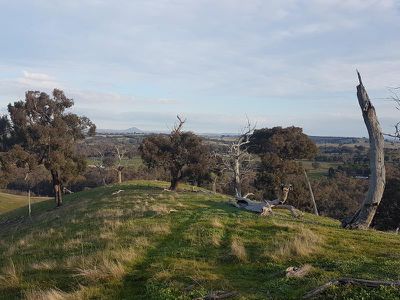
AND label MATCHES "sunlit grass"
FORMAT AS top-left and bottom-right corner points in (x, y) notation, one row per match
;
(0, 180), (399, 299)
